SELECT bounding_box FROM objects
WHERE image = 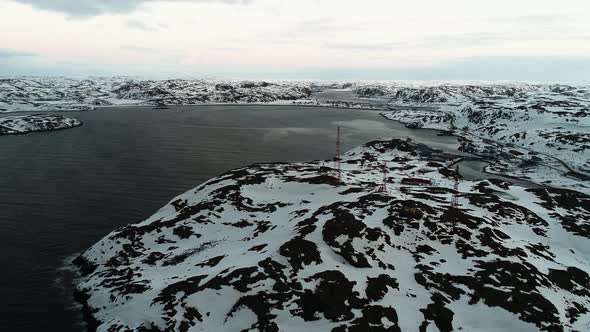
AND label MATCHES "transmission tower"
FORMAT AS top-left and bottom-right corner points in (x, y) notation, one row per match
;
(335, 126), (341, 179)
(378, 163), (388, 193)
(451, 164), (460, 208)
